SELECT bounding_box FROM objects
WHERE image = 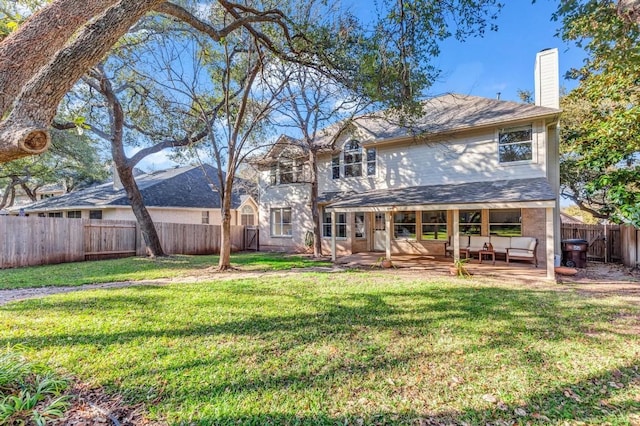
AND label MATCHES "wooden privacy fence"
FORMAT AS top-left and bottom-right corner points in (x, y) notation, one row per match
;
(0, 217), (245, 269)
(561, 223), (622, 263)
